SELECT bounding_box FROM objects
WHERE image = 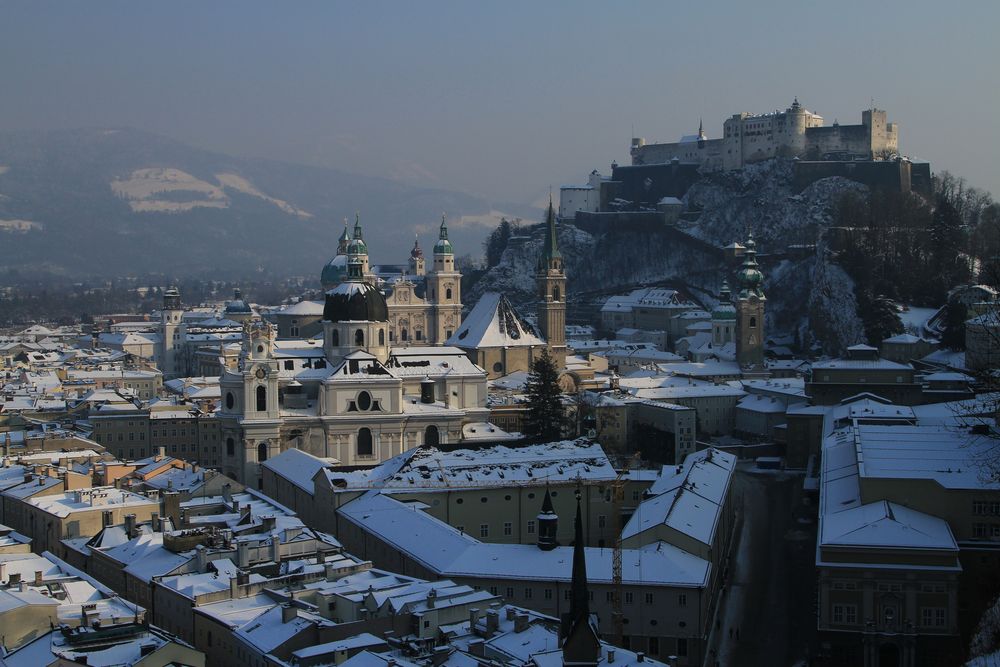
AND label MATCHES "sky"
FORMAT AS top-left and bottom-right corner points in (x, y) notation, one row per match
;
(1, 1), (999, 205)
